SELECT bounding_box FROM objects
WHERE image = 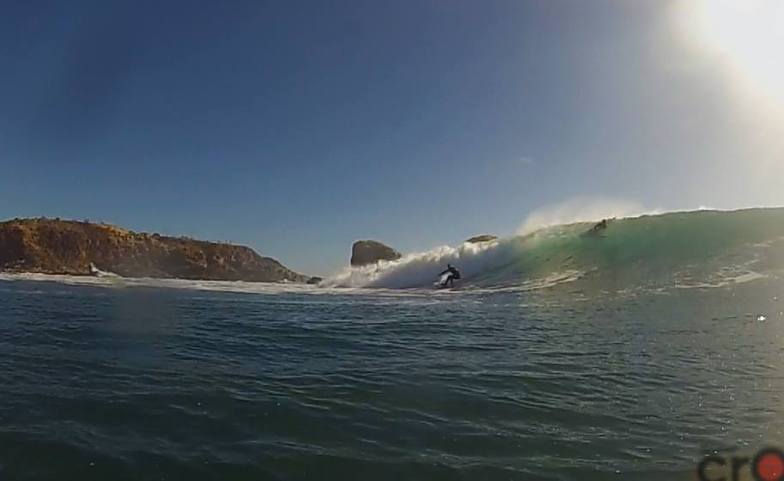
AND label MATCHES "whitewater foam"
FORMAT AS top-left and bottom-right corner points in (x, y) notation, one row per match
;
(324, 237), (522, 288)
(0, 272), (442, 297)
